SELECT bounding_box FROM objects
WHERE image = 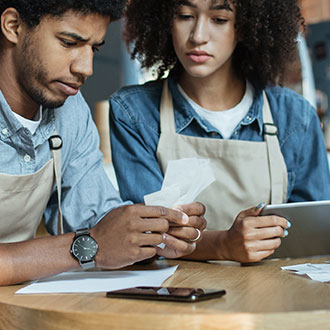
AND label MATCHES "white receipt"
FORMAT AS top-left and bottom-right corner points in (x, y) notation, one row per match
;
(144, 158), (215, 249)
(144, 158), (215, 207)
(281, 262), (330, 282)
